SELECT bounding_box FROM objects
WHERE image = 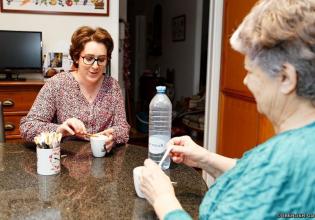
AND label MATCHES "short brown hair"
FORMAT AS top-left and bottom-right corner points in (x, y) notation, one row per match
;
(69, 26), (114, 68)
